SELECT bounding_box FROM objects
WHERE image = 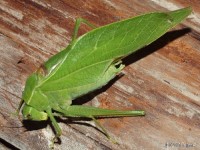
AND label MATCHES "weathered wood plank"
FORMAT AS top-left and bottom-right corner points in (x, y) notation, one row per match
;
(0, 0), (199, 149)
